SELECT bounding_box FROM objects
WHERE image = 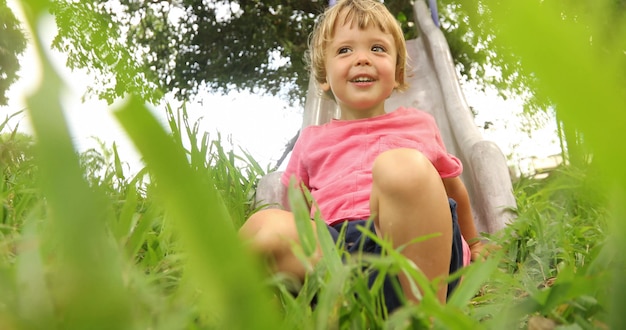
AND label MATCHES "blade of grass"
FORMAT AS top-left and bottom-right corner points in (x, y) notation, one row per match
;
(481, 0), (625, 326)
(287, 178), (317, 257)
(114, 96), (280, 329)
(446, 252), (501, 308)
(15, 217), (54, 328)
(21, 0), (134, 327)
